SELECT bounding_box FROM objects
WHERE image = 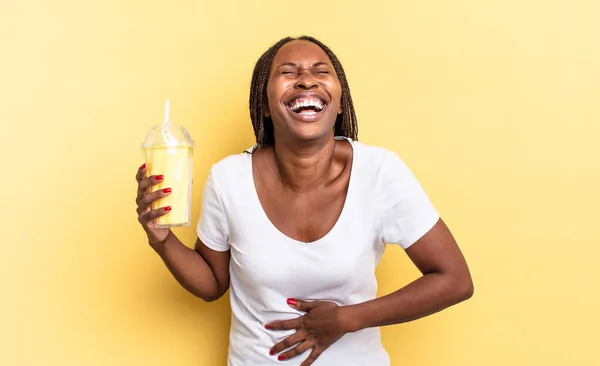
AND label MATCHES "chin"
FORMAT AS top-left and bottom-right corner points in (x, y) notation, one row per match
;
(289, 121), (334, 142)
